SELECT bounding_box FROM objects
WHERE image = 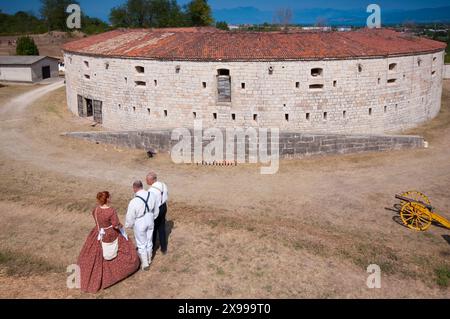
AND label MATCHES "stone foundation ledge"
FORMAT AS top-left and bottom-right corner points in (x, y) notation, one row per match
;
(62, 130), (425, 158)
